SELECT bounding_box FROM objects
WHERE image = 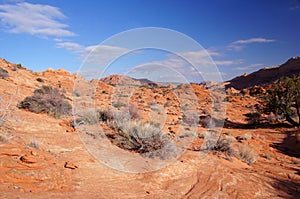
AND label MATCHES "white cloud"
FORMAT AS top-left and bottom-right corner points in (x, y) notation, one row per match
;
(84, 45), (129, 65)
(232, 38), (275, 45)
(214, 60), (243, 66)
(0, 2), (74, 37)
(235, 63), (263, 71)
(57, 41), (129, 66)
(56, 42), (84, 52)
(127, 50), (227, 82)
(228, 37), (275, 51)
